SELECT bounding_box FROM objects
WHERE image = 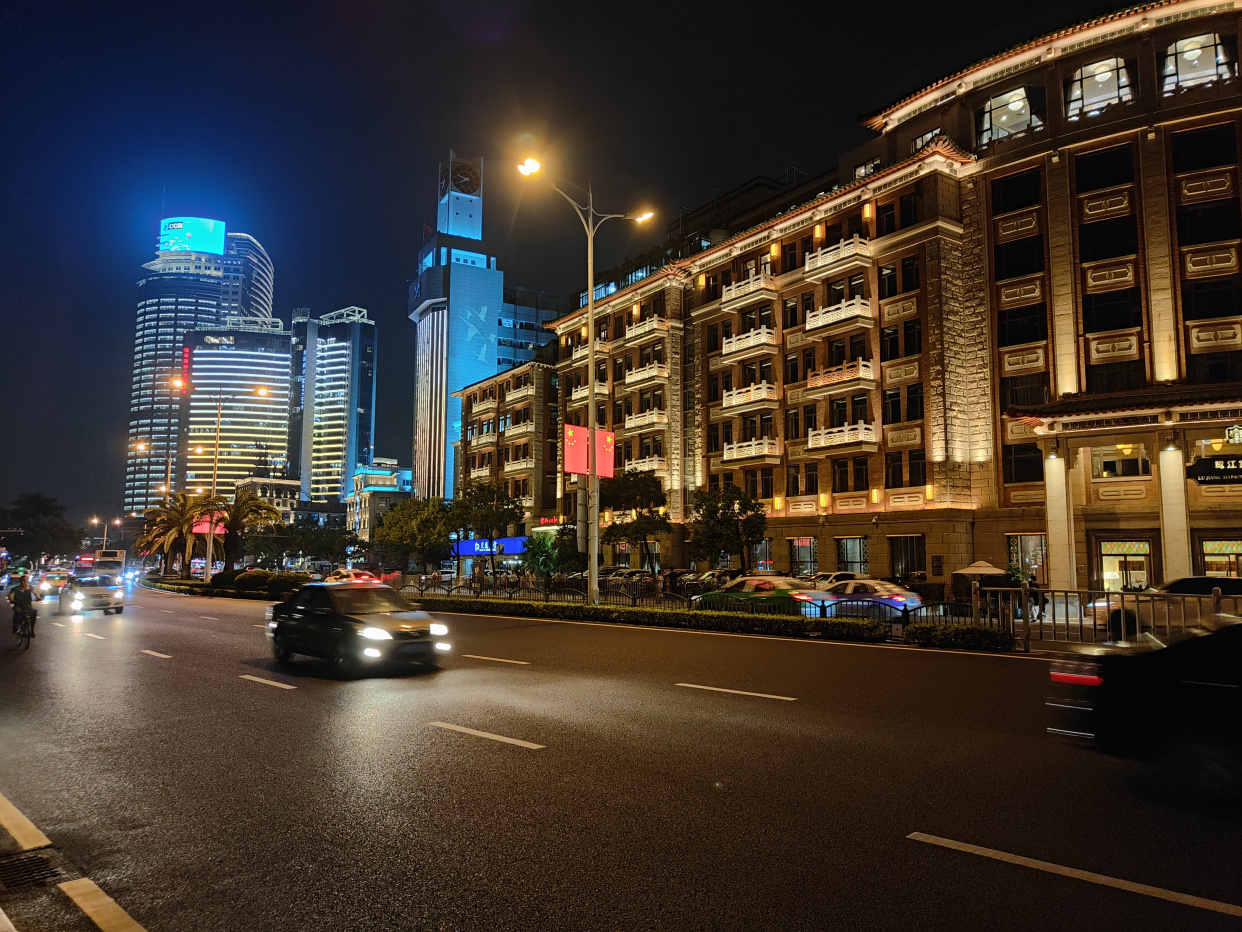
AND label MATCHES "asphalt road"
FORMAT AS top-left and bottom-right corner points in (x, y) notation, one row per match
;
(0, 582), (1240, 931)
